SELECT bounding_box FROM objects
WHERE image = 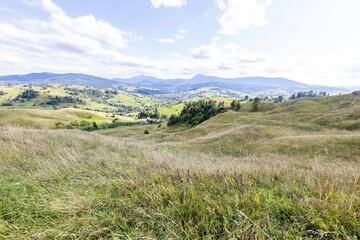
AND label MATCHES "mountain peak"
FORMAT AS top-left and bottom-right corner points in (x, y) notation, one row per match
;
(192, 74), (207, 79)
